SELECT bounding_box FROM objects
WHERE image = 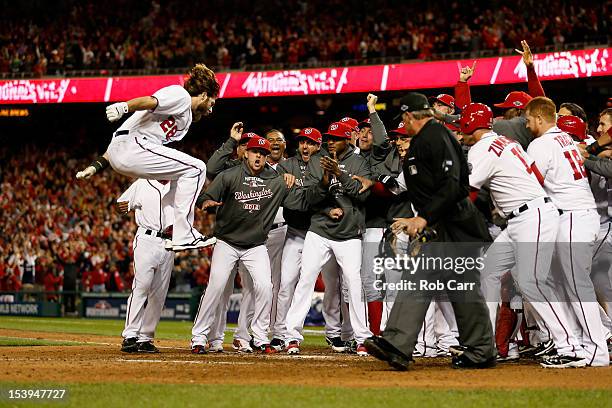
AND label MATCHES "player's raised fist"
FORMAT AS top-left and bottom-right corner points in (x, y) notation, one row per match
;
(230, 122), (244, 141)
(367, 94), (378, 112)
(106, 102), (129, 122)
